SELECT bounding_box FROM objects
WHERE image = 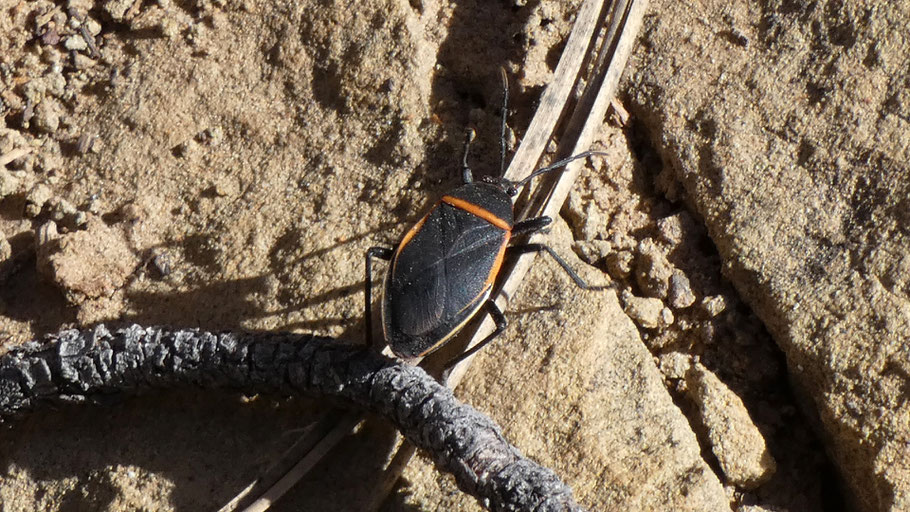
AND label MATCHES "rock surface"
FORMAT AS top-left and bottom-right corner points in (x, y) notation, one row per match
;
(627, 1), (910, 510)
(686, 363), (777, 489)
